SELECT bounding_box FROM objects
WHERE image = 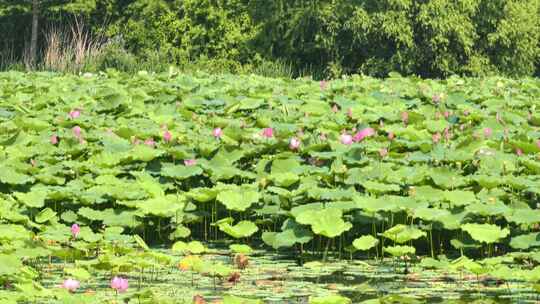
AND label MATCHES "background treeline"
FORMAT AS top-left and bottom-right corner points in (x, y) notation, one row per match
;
(0, 0), (539, 79)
